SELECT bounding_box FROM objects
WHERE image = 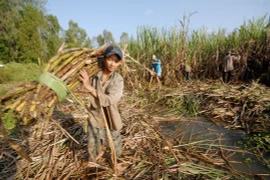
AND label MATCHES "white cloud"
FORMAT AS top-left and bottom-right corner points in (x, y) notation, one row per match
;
(145, 9), (153, 17)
